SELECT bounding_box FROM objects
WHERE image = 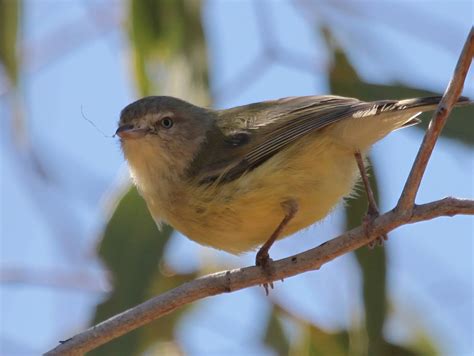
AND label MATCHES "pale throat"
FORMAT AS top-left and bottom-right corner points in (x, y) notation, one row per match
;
(122, 139), (188, 199)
